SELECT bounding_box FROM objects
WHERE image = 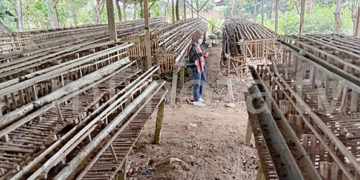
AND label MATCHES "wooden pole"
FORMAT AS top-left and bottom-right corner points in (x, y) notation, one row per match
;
(179, 67), (185, 88)
(115, 0), (122, 21)
(117, 157), (127, 180)
(355, 7), (360, 37)
(172, 0), (175, 24)
(191, 0), (194, 18)
(275, 0), (279, 33)
(299, 0), (306, 35)
(255, 163), (266, 180)
(154, 99), (165, 144)
(106, 0), (117, 41)
(170, 70), (178, 104)
(183, 0), (186, 20)
(261, 0), (264, 25)
(196, 0), (199, 17)
(245, 119), (253, 146)
(16, 0), (23, 31)
(175, 0), (180, 21)
(144, 0), (152, 69)
(351, 6), (360, 112)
